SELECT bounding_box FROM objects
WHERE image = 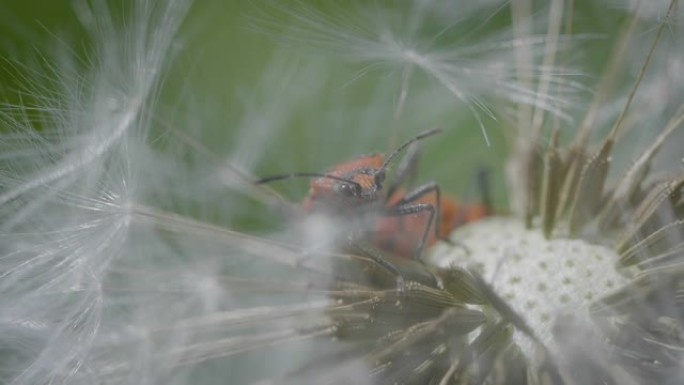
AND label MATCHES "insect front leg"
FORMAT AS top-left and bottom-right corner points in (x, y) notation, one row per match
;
(382, 201), (436, 261)
(388, 182), (470, 257)
(390, 182), (445, 246)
